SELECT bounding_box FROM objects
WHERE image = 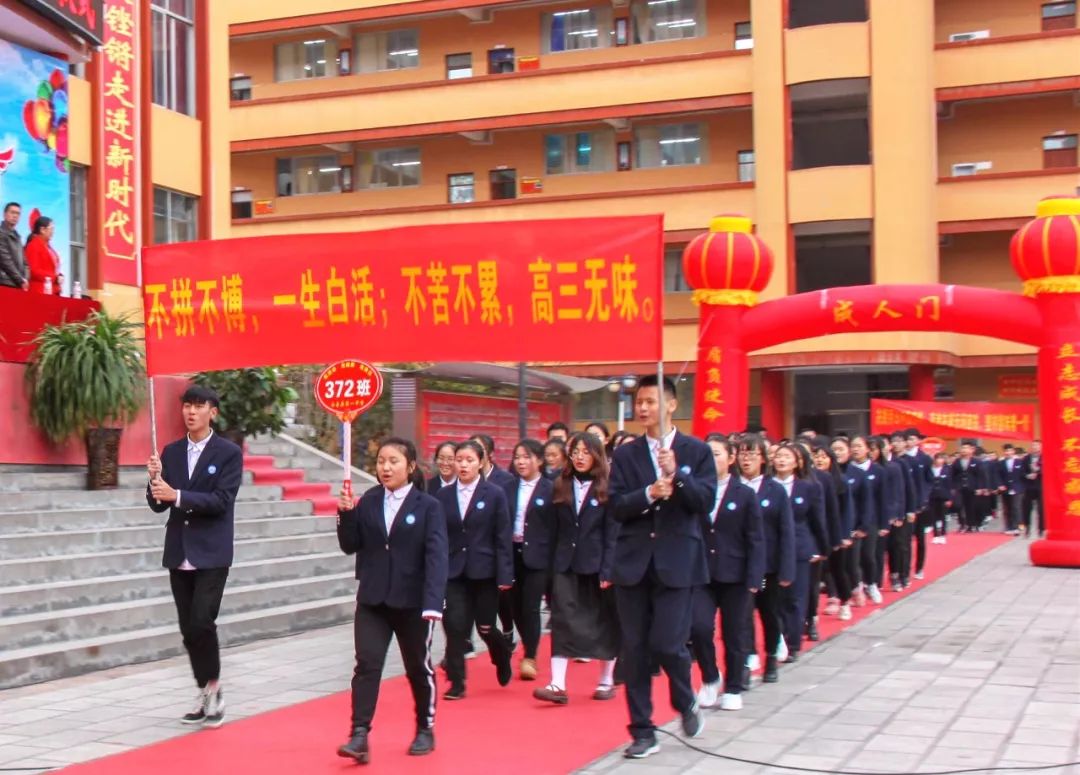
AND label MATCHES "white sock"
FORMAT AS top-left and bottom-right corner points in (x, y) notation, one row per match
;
(598, 659), (616, 688)
(550, 656), (569, 690)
